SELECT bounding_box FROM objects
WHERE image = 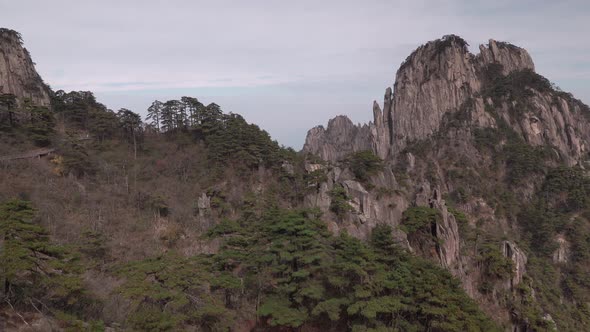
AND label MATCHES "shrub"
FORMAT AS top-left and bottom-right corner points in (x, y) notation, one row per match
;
(329, 185), (352, 218)
(400, 206), (441, 234)
(345, 150), (383, 183)
(504, 143), (548, 183)
(478, 242), (514, 279)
